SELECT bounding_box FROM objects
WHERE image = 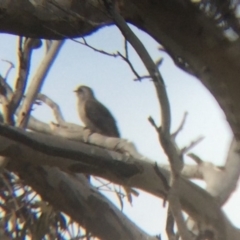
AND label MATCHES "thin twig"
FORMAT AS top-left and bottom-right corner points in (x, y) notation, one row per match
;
(103, 1), (171, 132)
(1, 59), (15, 80)
(43, 26), (152, 82)
(117, 51), (143, 80)
(94, 177), (113, 191)
(133, 75), (151, 81)
(171, 112), (188, 139)
(80, 37), (150, 81)
(114, 185), (124, 210)
(81, 37), (119, 57)
(148, 116), (159, 131)
(0, 173), (20, 210)
(181, 136), (204, 155)
(0, 172), (26, 224)
(187, 153), (204, 164)
(37, 93), (66, 125)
